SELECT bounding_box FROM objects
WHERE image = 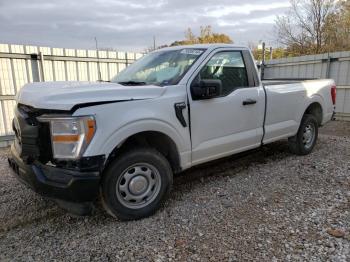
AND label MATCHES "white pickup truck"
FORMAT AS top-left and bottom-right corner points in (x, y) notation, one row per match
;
(8, 44), (336, 220)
